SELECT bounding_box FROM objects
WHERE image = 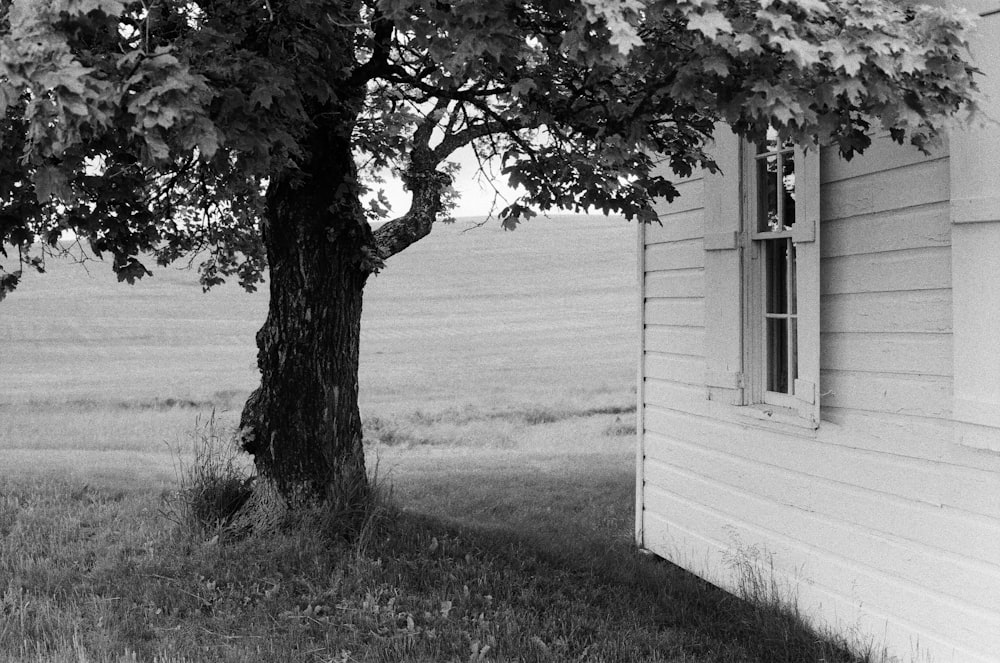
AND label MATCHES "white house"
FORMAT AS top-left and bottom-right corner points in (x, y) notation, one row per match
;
(634, 4), (1000, 662)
